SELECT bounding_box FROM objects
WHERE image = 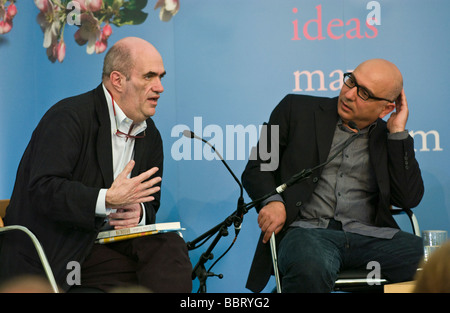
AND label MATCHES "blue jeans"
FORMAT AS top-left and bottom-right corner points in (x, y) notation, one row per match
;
(277, 226), (423, 292)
